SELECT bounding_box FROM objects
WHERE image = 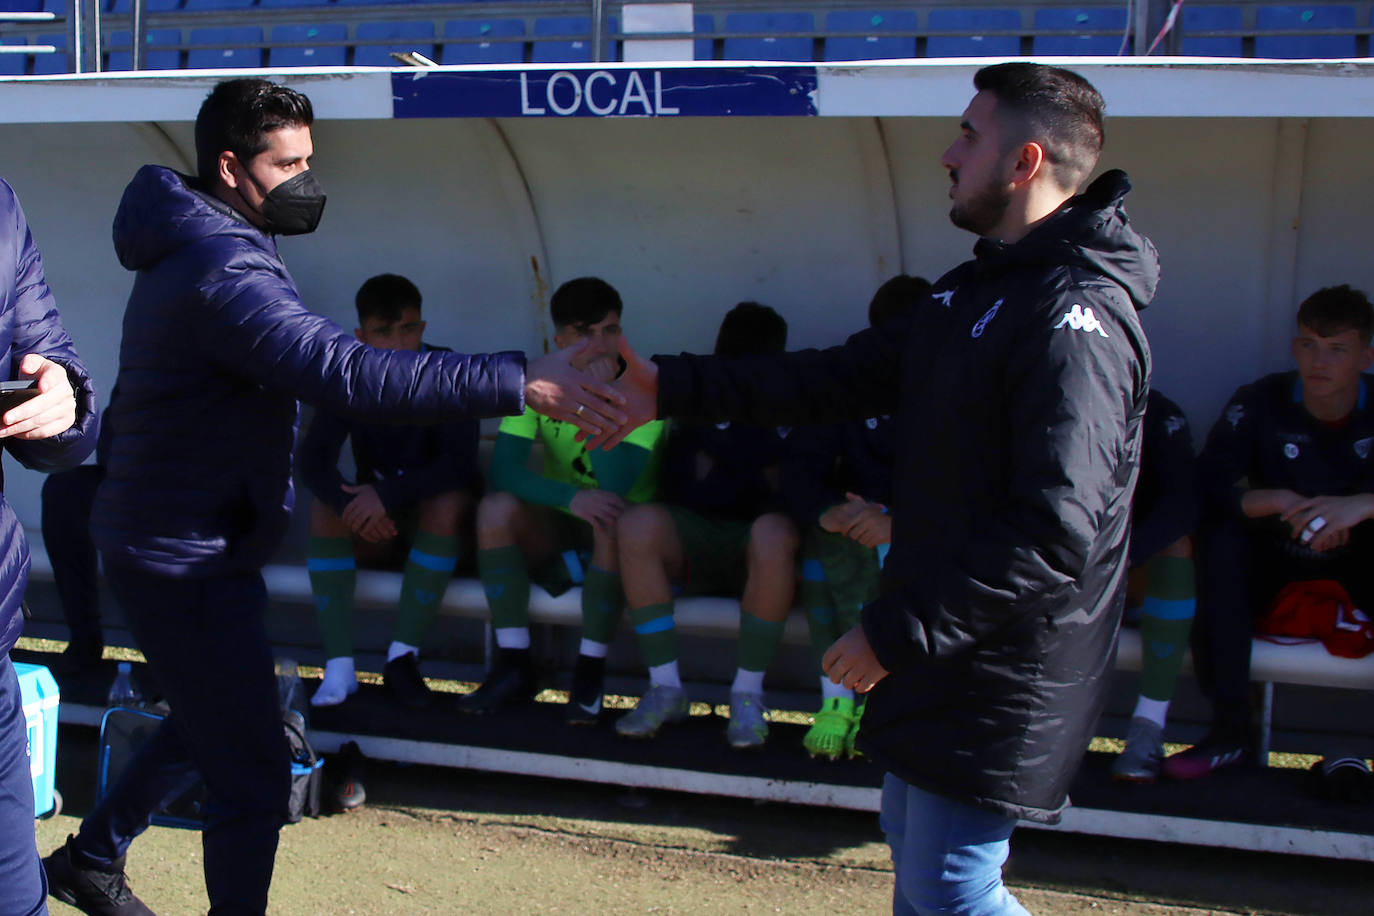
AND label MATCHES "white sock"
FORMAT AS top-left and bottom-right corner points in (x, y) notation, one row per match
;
(579, 638), (609, 659)
(648, 660), (681, 688)
(820, 677), (854, 702)
(388, 640), (419, 663)
(495, 627), (531, 650)
(311, 657), (358, 707)
(731, 668), (765, 695)
(1132, 695), (1170, 728)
